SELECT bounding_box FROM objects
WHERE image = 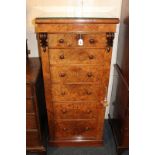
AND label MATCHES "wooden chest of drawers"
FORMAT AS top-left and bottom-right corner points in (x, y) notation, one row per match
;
(26, 58), (46, 154)
(35, 18), (119, 146)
